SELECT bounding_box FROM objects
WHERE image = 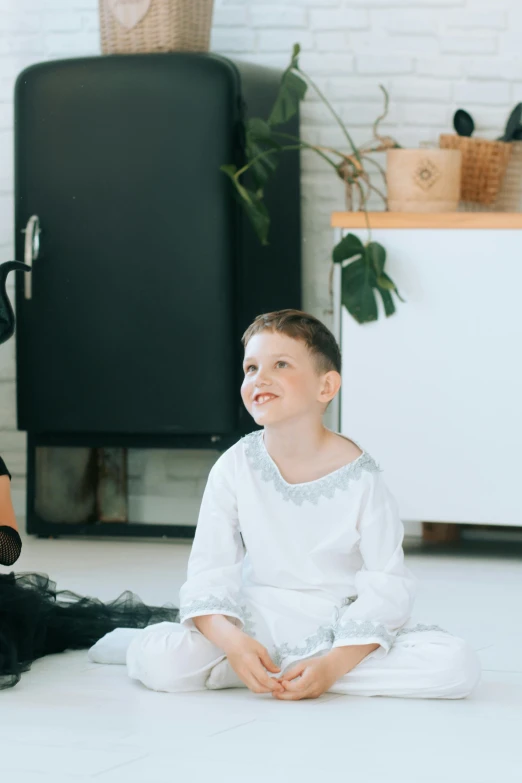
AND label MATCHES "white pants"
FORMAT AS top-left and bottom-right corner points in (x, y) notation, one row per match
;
(88, 622), (481, 699)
